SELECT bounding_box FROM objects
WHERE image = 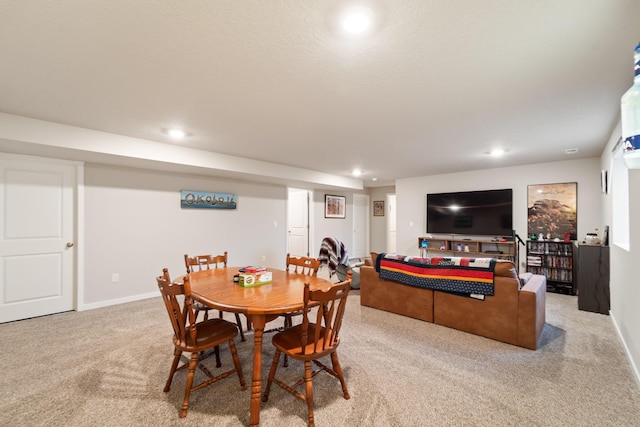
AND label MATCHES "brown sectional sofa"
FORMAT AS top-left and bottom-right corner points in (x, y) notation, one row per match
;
(360, 254), (546, 350)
